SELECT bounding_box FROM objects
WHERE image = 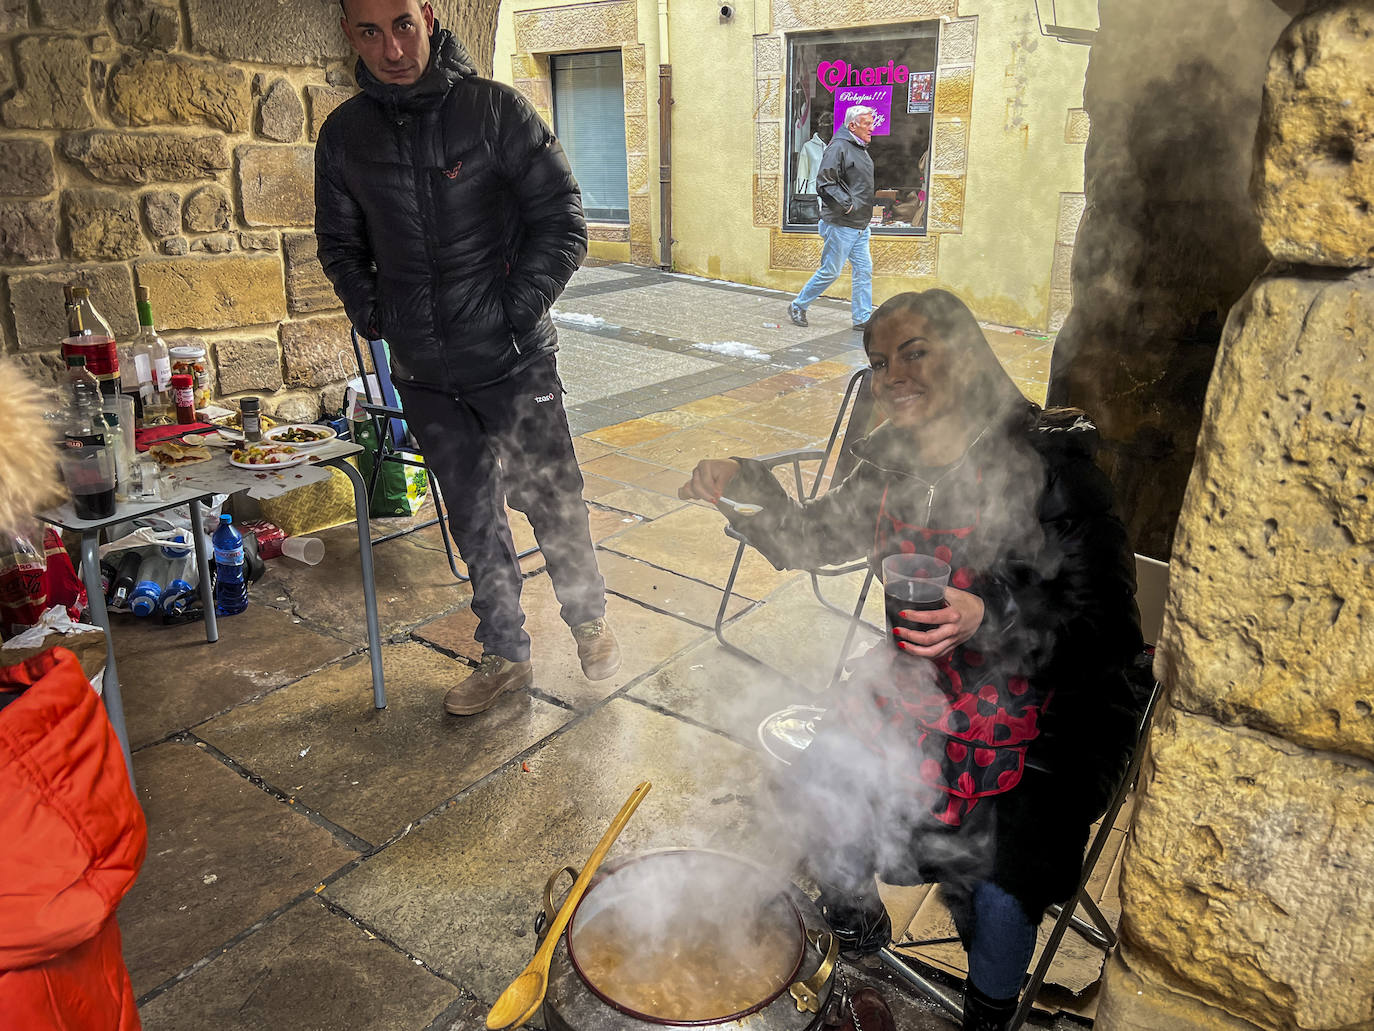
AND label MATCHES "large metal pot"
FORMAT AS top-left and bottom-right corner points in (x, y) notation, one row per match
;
(540, 849), (838, 1031)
